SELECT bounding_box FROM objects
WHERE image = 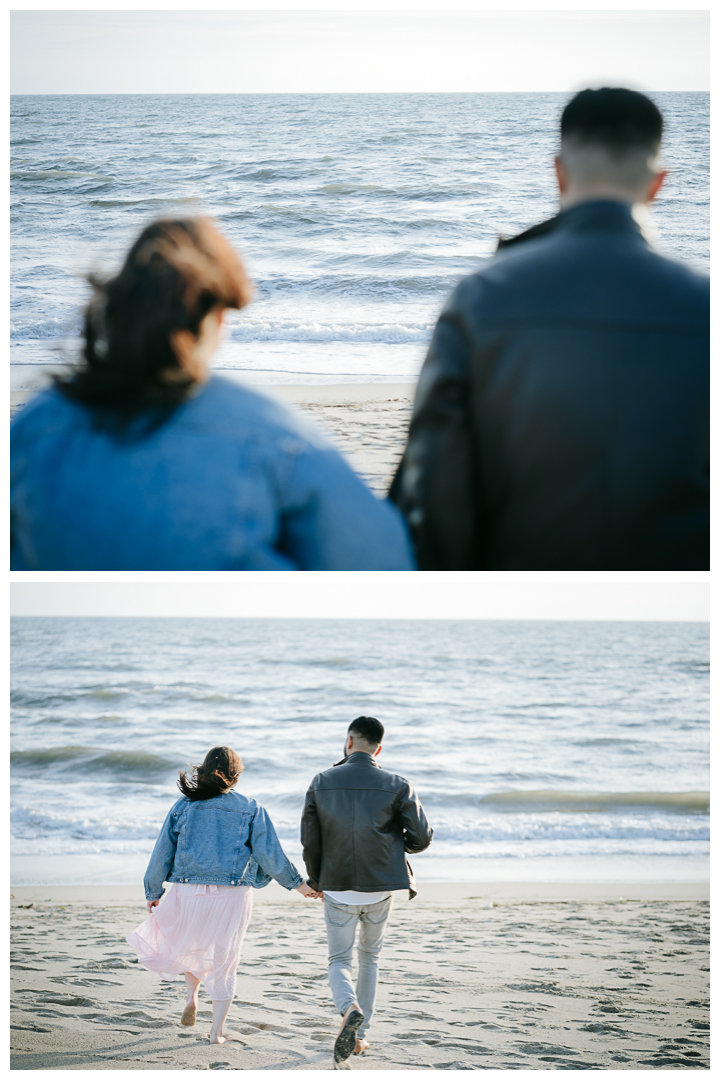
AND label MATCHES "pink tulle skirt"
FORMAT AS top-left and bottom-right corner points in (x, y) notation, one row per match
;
(126, 883), (253, 1000)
